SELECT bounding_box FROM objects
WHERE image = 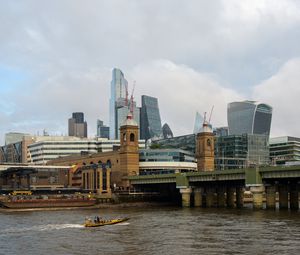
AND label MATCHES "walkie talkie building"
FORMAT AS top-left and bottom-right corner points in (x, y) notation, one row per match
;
(227, 101), (272, 136)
